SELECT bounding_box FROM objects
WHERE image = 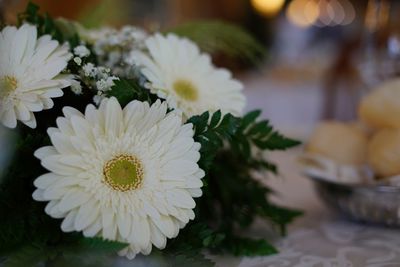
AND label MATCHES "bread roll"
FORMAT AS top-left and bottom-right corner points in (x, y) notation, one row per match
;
(306, 121), (368, 165)
(359, 78), (400, 129)
(367, 128), (400, 178)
